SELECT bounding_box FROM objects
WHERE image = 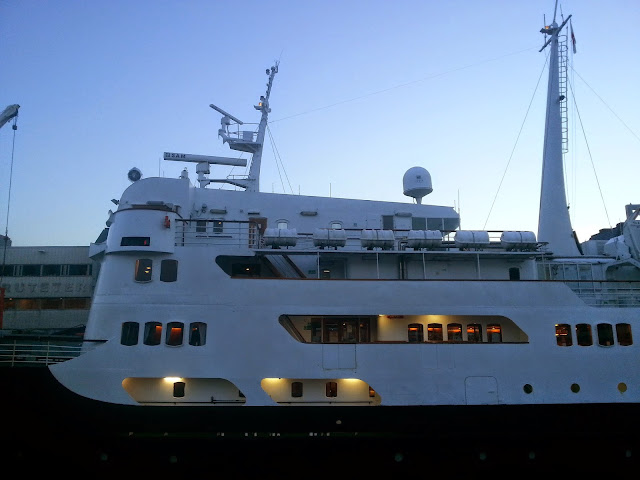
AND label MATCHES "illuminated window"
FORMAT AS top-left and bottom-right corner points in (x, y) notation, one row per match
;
(121, 322), (139, 346)
(326, 381), (338, 398)
(143, 322), (162, 345)
(369, 386), (376, 398)
(597, 323), (614, 346)
(427, 323), (443, 342)
(487, 324), (502, 343)
(213, 220), (223, 234)
(467, 323), (482, 342)
(166, 322), (184, 346)
(291, 381), (303, 398)
(408, 323), (424, 343)
(189, 322), (206, 346)
(121, 237), (150, 246)
(576, 324), (593, 346)
(555, 324), (572, 346)
(160, 259), (178, 282)
(134, 259), (152, 282)
(616, 323), (633, 346)
(448, 323), (463, 342)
